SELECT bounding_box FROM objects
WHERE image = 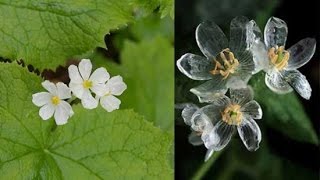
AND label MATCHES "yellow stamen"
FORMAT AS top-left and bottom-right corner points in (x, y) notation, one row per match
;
(221, 104), (242, 126)
(83, 80), (93, 89)
(268, 46), (290, 70)
(51, 96), (60, 105)
(210, 48), (239, 79)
